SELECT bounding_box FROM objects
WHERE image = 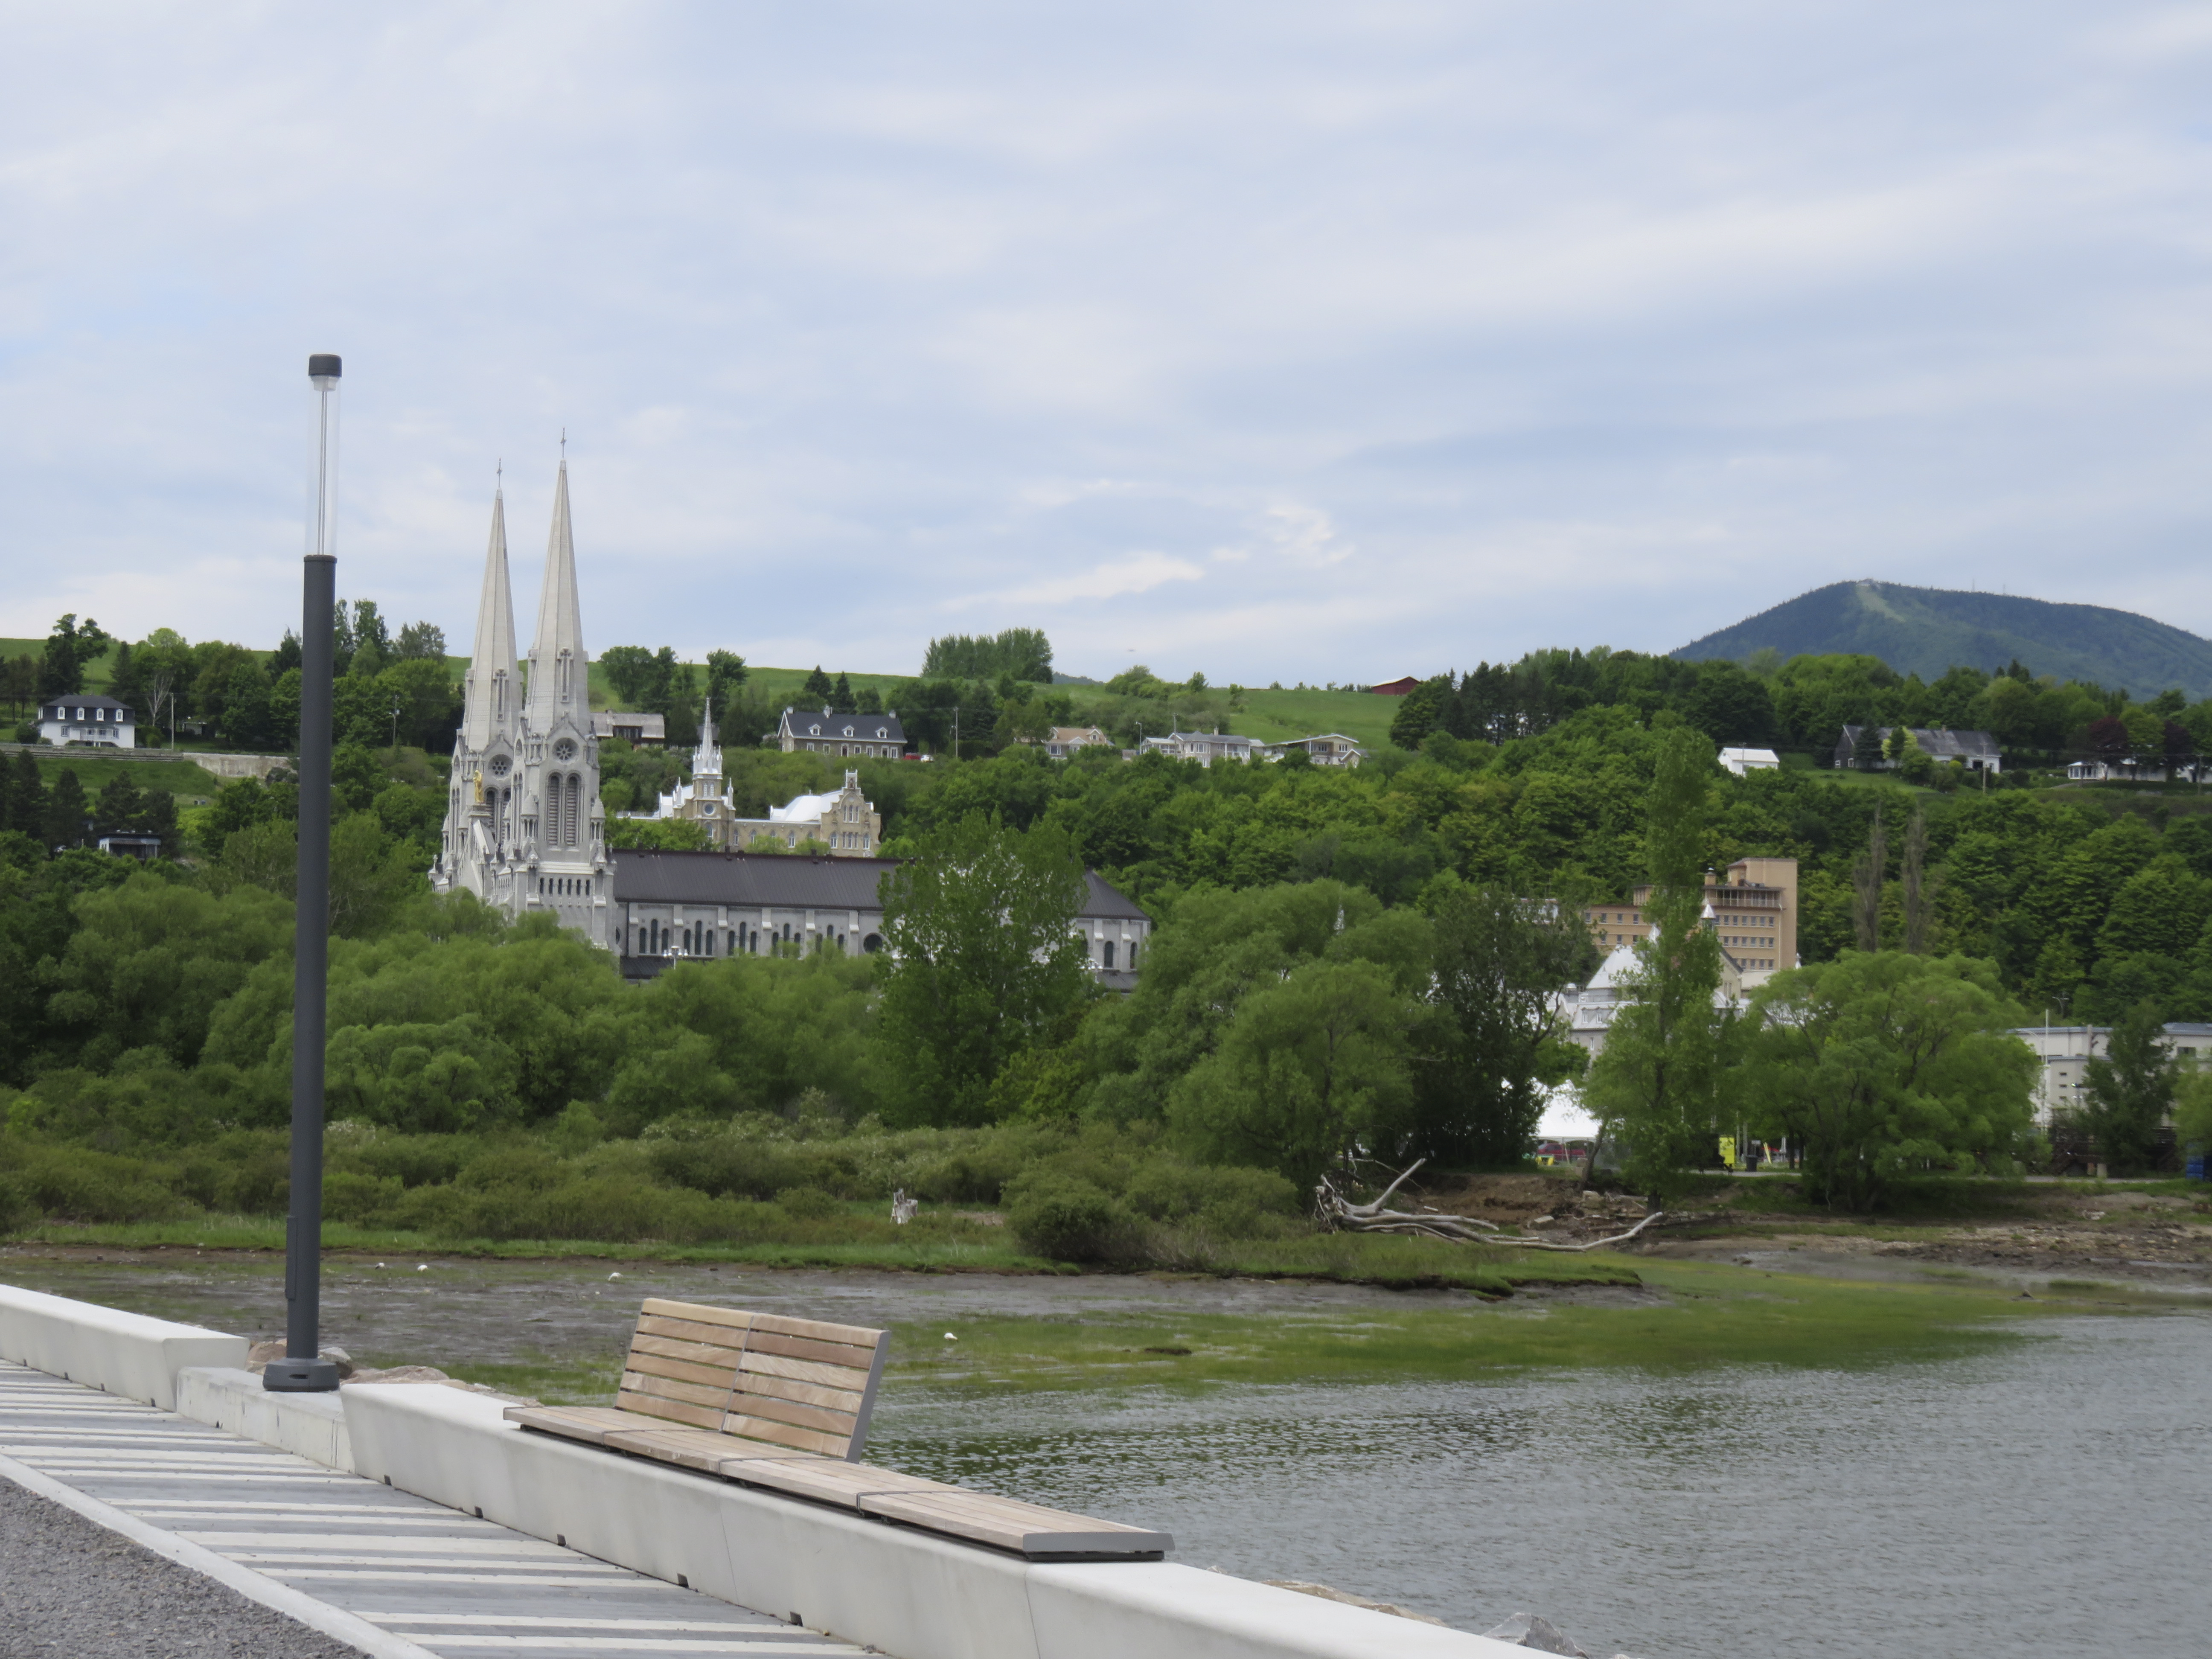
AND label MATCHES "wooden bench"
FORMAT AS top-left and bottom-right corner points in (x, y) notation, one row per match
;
(504, 1298), (1169, 1560)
